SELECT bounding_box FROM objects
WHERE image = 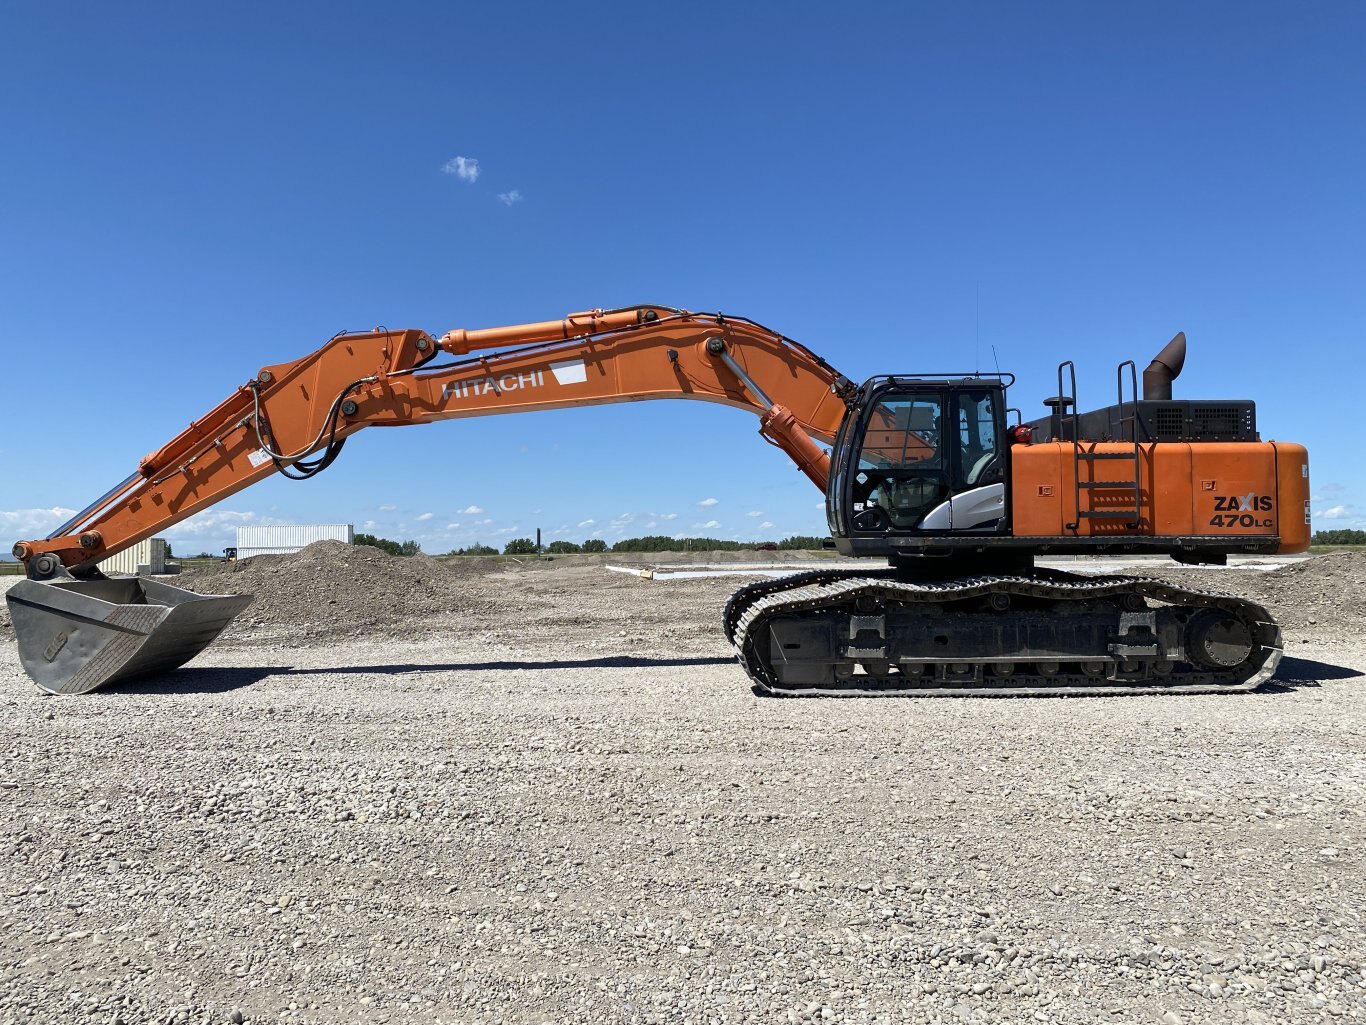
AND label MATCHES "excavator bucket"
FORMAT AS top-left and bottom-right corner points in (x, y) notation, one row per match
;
(6, 577), (253, 694)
